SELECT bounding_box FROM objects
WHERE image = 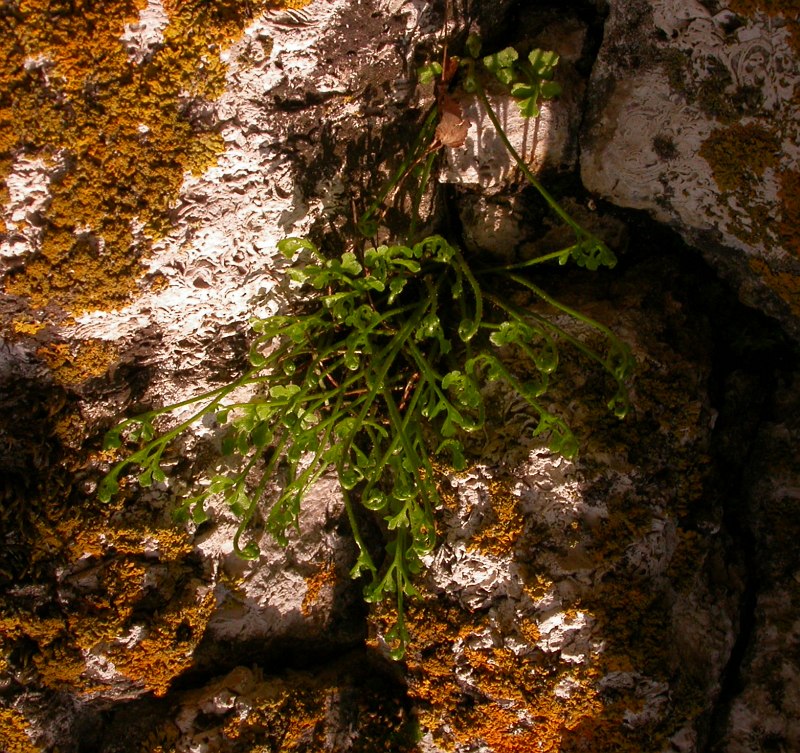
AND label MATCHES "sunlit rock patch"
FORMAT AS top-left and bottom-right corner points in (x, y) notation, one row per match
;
(0, 0), (312, 315)
(581, 0), (800, 337)
(369, 273), (737, 752)
(1, 1), (799, 750)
